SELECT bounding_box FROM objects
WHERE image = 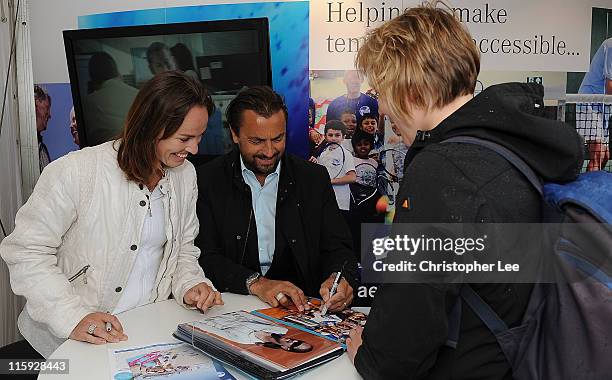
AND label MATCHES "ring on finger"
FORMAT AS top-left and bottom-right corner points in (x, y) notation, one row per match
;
(87, 323), (97, 335)
(275, 292), (285, 301)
